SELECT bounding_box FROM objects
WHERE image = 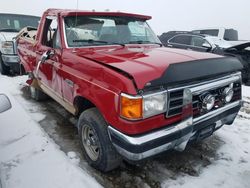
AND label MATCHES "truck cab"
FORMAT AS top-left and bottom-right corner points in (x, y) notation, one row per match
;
(192, 27), (239, 41)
